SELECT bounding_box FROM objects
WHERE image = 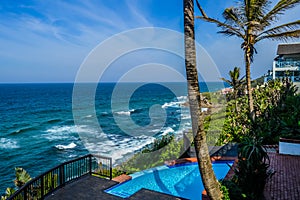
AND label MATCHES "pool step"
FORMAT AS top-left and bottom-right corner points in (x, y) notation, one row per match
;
(113, 190), (132, 198)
